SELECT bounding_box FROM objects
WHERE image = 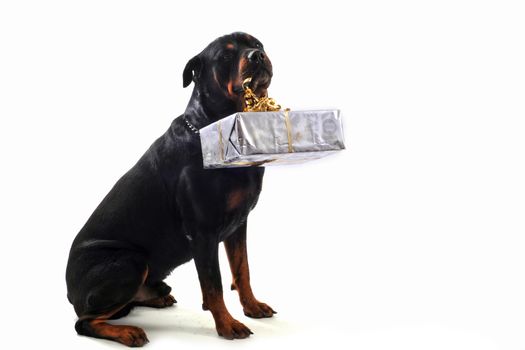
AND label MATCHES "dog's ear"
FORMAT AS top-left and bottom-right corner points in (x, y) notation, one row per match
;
(183, 55), (202, 88)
